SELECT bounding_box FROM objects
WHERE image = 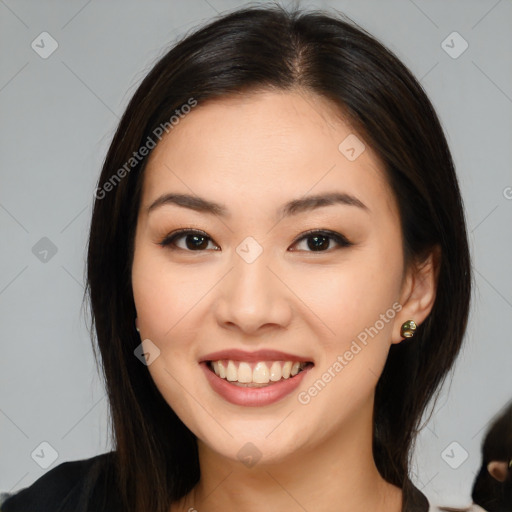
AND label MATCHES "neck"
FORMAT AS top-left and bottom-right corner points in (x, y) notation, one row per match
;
(172, 403), (402, 512)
